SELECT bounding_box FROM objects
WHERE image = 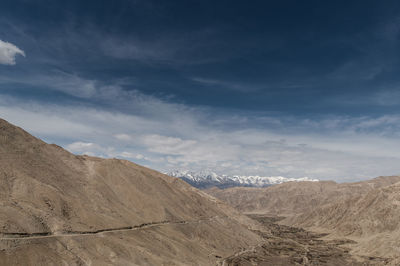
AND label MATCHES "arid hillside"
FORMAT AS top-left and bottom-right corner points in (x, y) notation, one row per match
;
(0, 119), (263, 265)
(205, 176), (400, 216)
(284, 181), (400, 261)
(206, 176), (400, 262)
